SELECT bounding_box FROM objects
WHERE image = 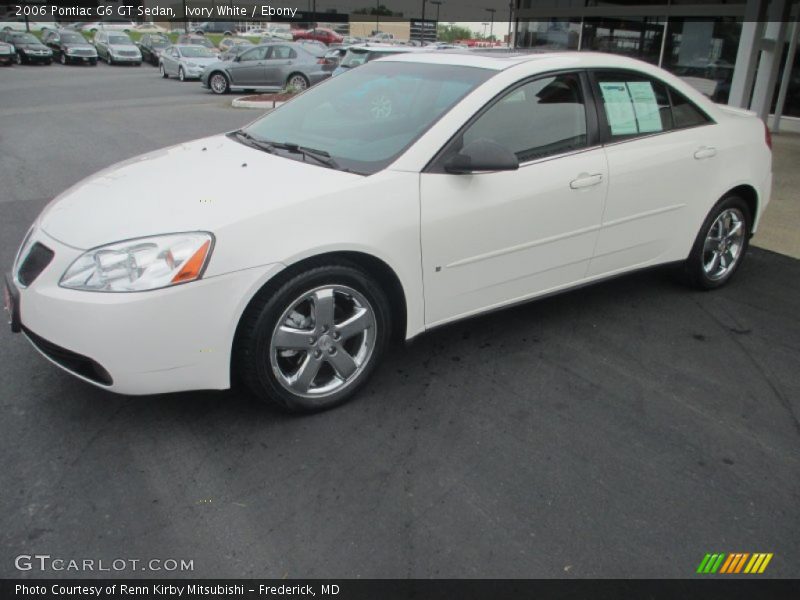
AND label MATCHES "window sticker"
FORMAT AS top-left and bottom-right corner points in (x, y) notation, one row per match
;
(599, 80), (664, 136)
(627, 81), (663, 133)
(599, 82), (638, 135)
